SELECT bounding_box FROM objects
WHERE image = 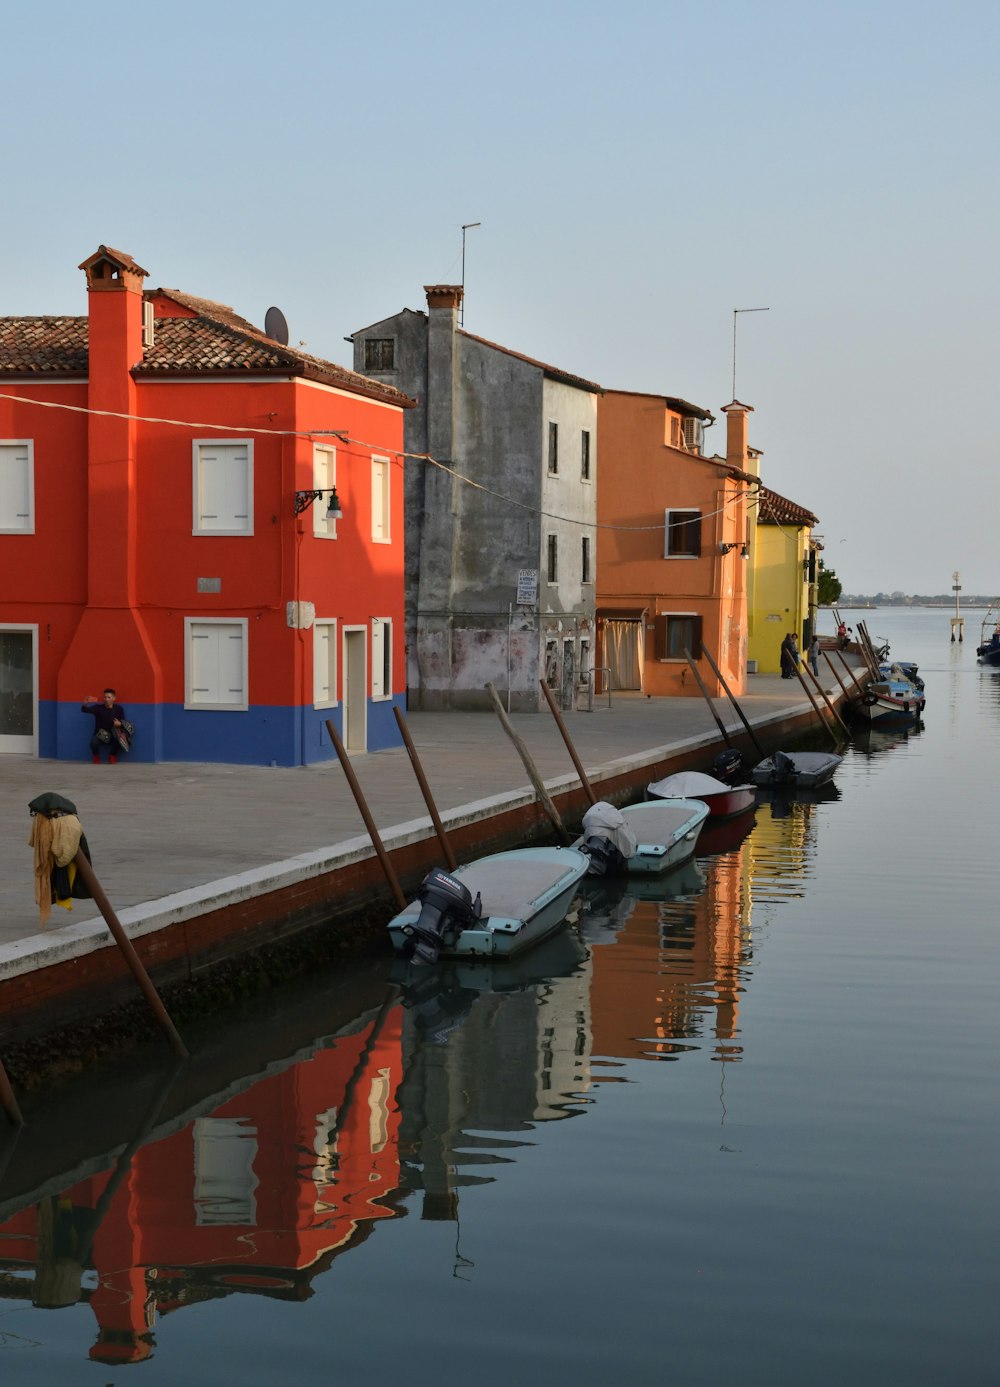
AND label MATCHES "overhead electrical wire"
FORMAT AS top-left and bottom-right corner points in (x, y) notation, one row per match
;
(0, 389), (758, 533)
